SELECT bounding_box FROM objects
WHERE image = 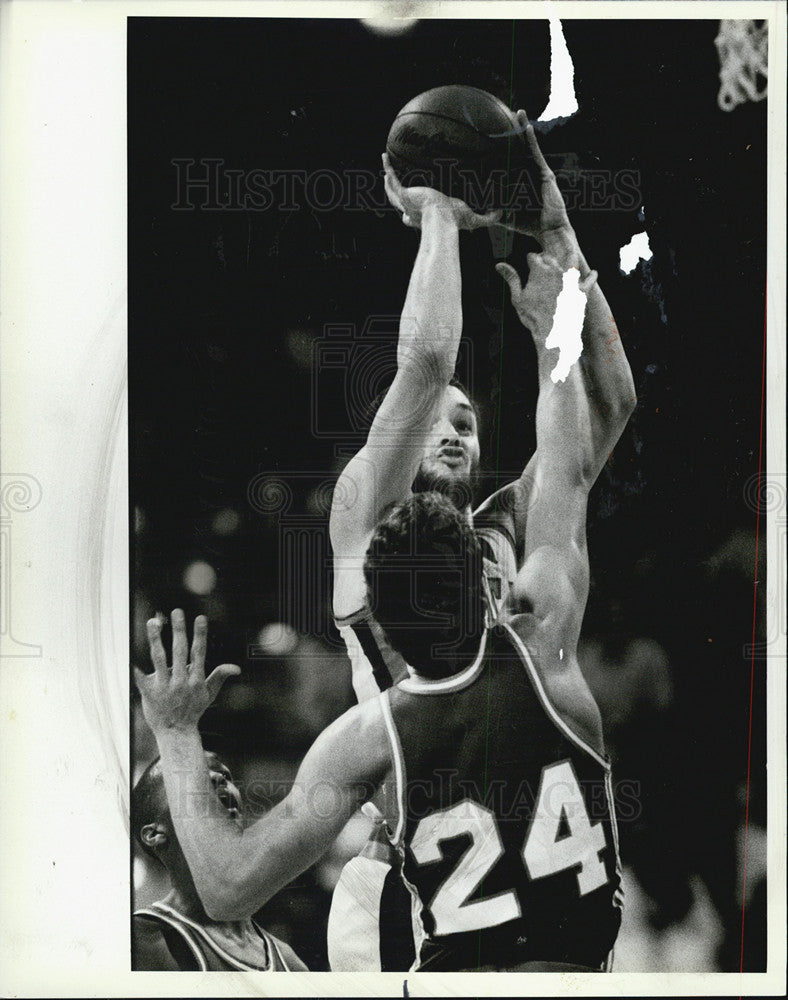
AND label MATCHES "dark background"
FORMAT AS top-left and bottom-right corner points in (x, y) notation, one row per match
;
(129, 17), (767, 971)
